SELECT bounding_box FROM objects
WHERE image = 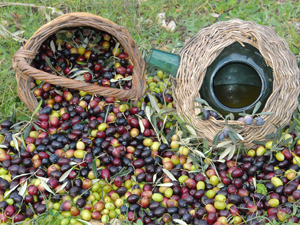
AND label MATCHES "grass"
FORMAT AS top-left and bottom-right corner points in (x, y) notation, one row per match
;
(0, 0), (299, 121)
